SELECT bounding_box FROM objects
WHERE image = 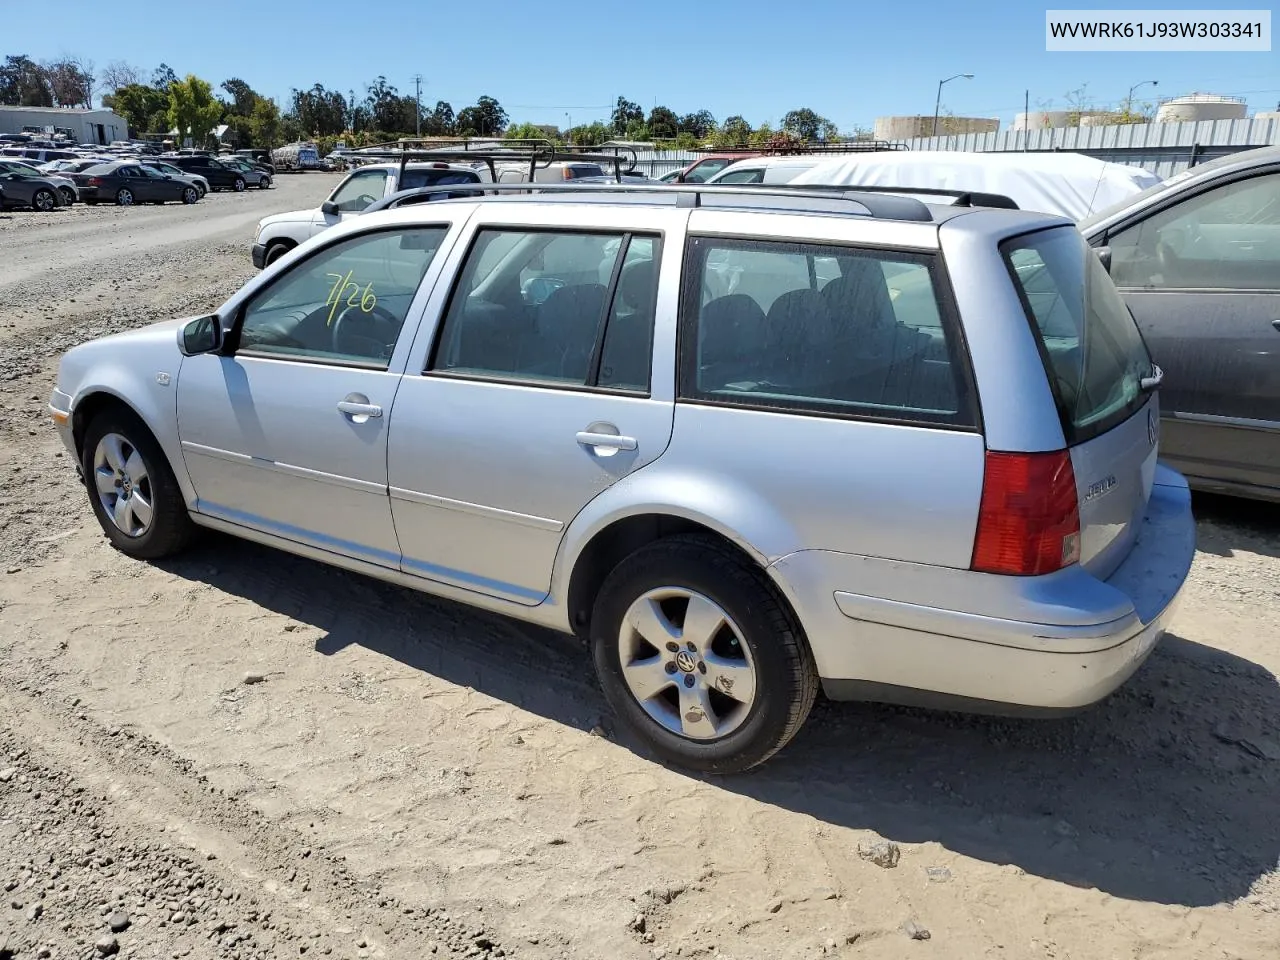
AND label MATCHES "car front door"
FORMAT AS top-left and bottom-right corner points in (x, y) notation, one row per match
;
(386, 206), (677, 604)
(1102, 169), (1280, 494)
(175, 221), (460, 567)
(136, 165), (176, 200)
(311, 168), (390, 238)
